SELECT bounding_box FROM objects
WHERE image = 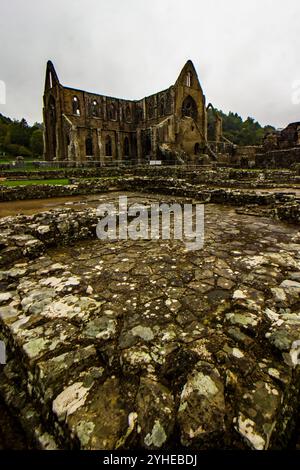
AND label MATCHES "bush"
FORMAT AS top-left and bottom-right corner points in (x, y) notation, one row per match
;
(4, 143), (32, 157)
